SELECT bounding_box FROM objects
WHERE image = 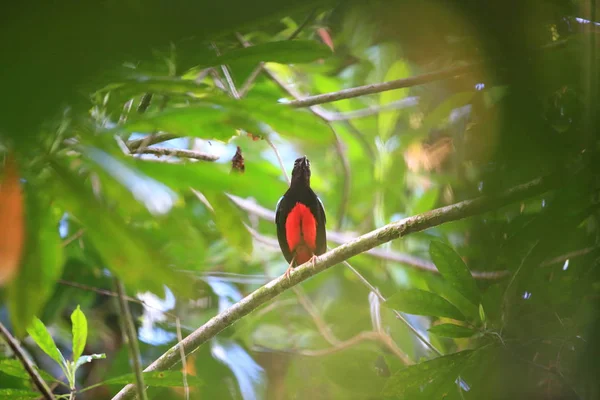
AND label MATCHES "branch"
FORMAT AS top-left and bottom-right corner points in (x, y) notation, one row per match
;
(127, 133), (178, 152)
(114, 279), (148, 400)
(232, 195), (508, 279)
(0, 322), (56, 400)
(132, 147), (219, 162)
(112, 173), (556, 400)
(287, 64), (476, 108)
